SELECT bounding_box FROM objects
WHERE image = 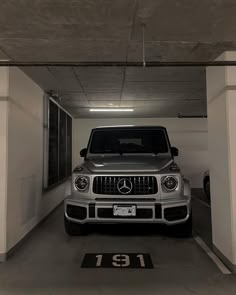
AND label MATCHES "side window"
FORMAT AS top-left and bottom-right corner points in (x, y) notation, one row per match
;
(44, 97), (72, 188)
